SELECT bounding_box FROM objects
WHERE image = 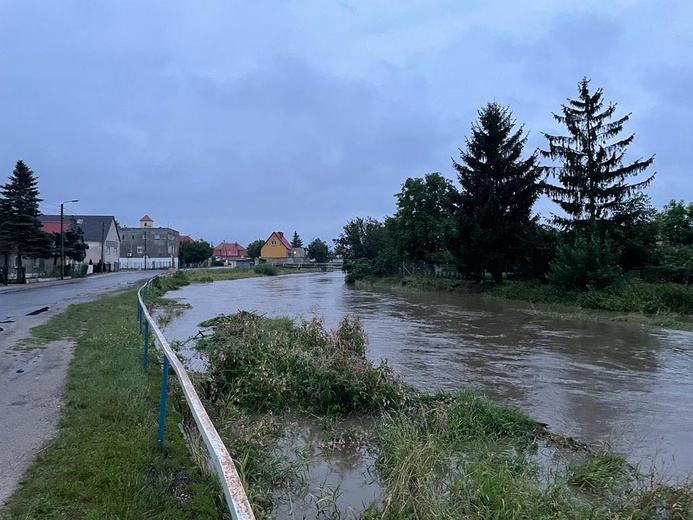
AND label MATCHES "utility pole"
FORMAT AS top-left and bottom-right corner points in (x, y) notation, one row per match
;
(100, 221), (105, 271)
(60, 199), (78, 280)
